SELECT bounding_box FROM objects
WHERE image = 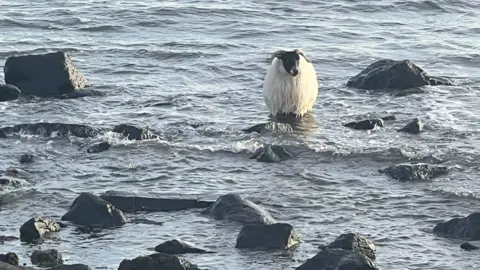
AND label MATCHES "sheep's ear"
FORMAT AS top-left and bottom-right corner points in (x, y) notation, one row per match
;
(295, 49), (311, 63)
(268, 50), (286, 64)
